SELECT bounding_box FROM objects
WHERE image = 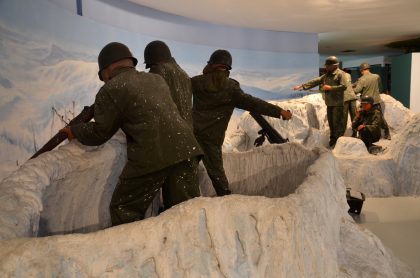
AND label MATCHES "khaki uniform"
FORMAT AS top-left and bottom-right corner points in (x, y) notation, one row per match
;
(302, 68), (348, 145)
(352, 108), (383, 147)
(72, 67), (202, 225)
(192, 70), (283, 195)
(343, 72), (357, 134)
(353, 72), (390, 135)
